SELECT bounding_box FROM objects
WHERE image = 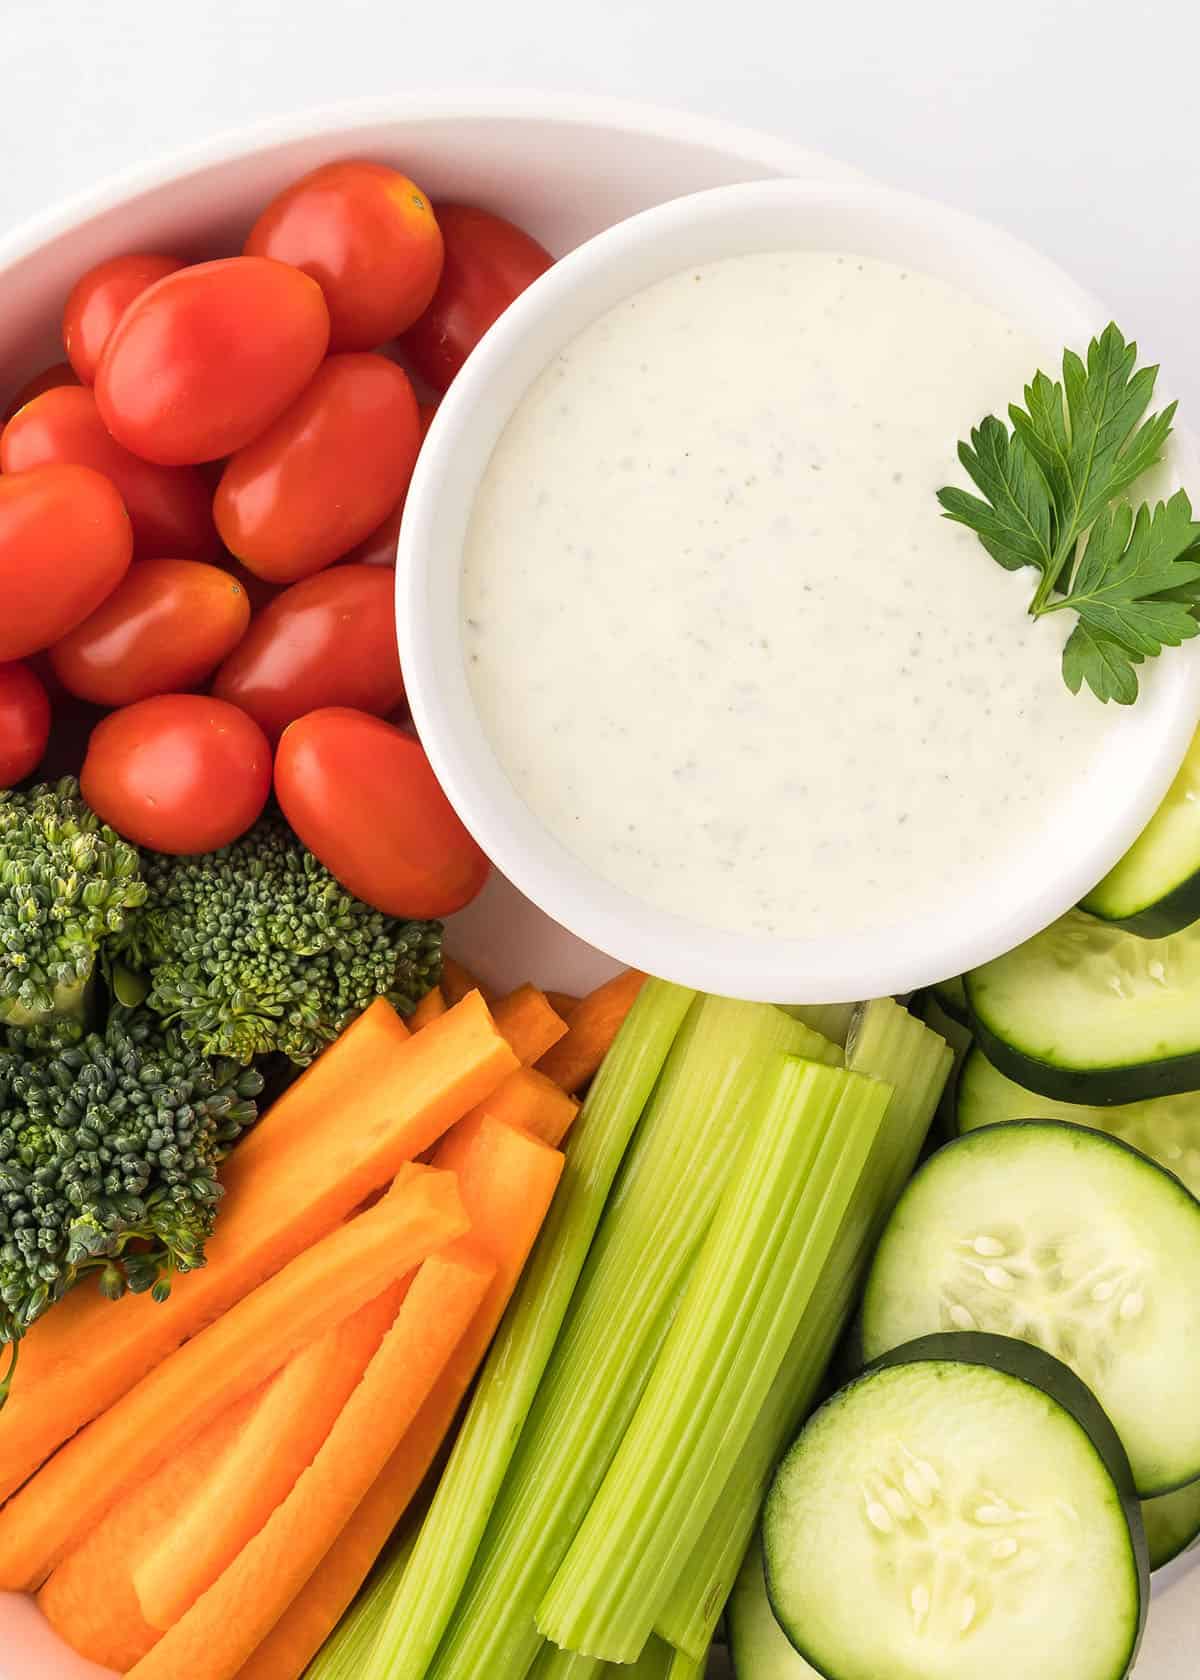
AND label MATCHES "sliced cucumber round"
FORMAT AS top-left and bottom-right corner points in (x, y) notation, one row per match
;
(1142, 1478), (1200, 1571)
(763, 1333), (1146, 1680)
(966, 910), (1200, 1103)
(955, 1046), (1200, 1199)
(1082, 727), (1200, 936)
(729, 1536), (819, 1679)
(860, 1121), (1200, 1496)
